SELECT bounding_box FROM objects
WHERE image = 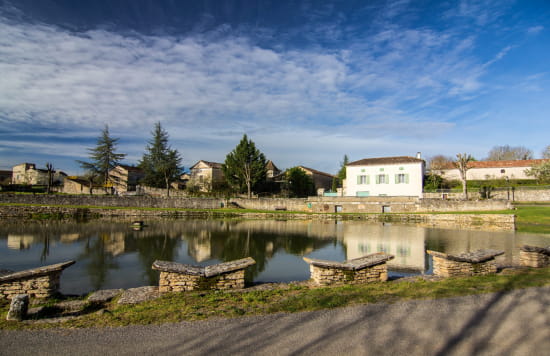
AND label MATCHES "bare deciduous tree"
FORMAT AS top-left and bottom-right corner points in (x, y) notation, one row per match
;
(454, 153), (474, 200)
(486, 145), (533, 161)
